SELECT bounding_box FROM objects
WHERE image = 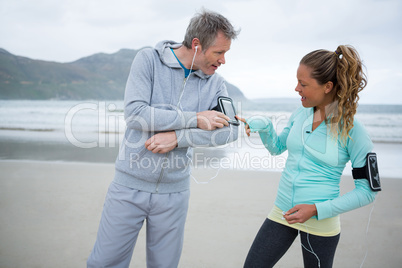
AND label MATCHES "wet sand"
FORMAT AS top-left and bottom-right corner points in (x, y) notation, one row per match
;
(0, 160), (401, 267)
